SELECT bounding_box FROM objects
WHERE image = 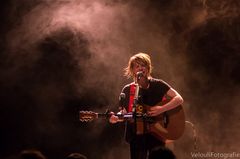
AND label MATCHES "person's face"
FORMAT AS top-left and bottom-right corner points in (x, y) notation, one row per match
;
(132, 61), (149, 77)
